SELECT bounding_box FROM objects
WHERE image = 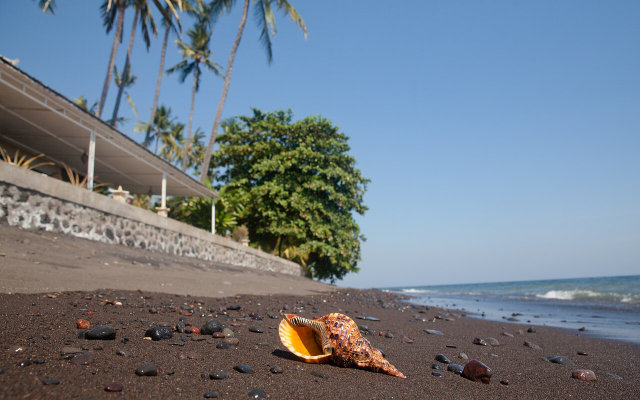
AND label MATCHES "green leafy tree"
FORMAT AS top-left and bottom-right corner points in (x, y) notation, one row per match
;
(135, 104), (174, 154)
(199, 0), (307, 184)
(211, 108), (369, 281)
(167, 23), (222, 172)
